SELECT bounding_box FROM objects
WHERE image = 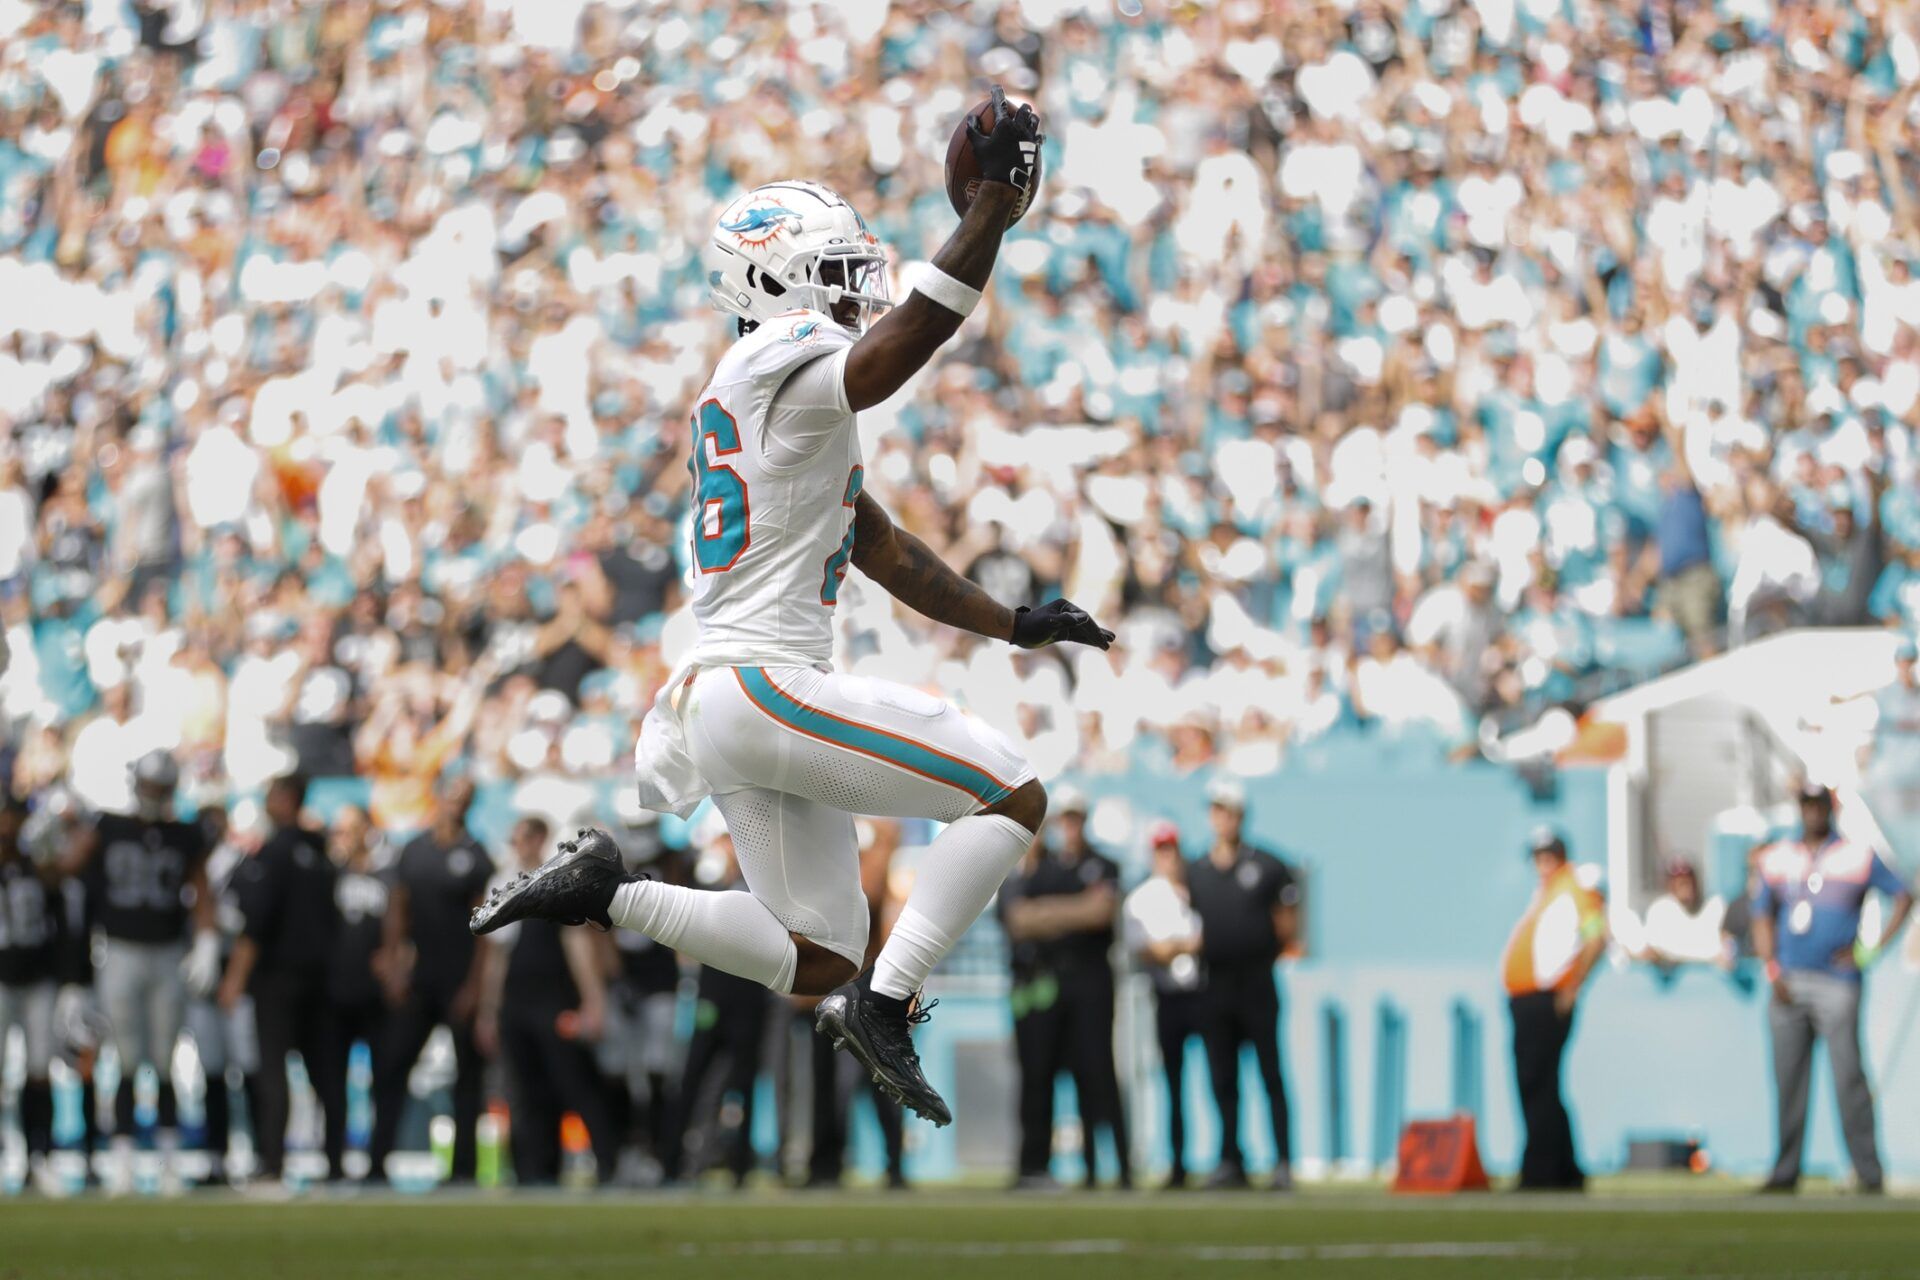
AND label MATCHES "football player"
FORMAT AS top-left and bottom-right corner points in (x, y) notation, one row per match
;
(474, 88), (1108, 1126)
(27, 788), (106, 1189)
(63, 750), (218, 1194)
(0, 793), (60, 1193)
